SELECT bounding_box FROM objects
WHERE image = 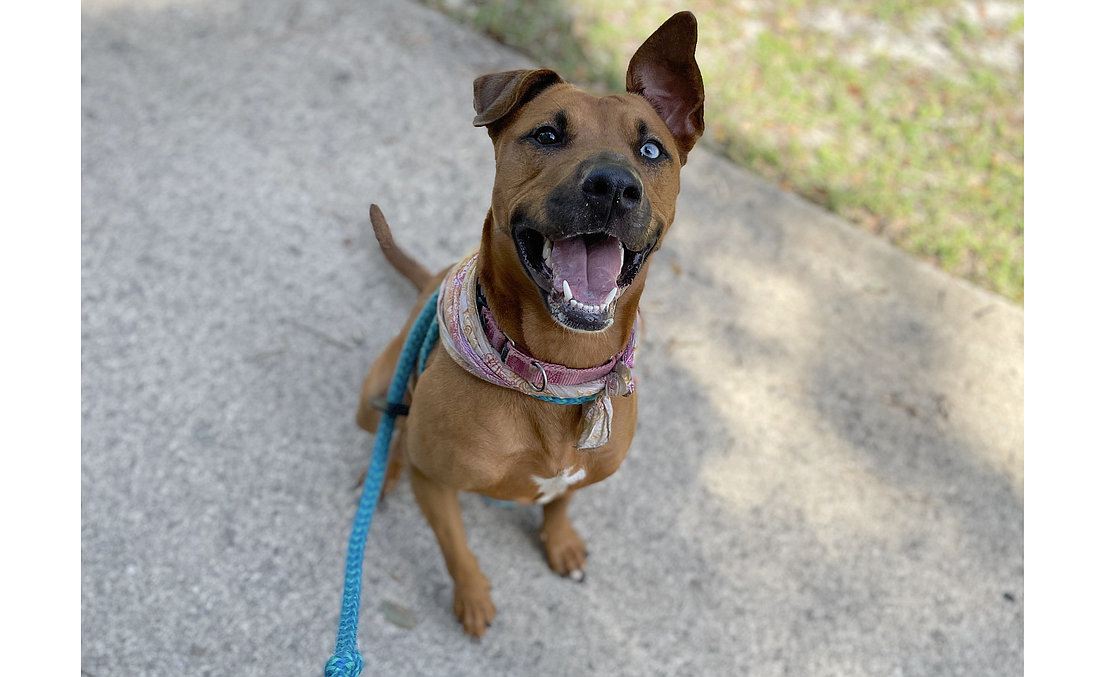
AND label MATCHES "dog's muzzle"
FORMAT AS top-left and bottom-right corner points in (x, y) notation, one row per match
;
(513, 153), (661, 333)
